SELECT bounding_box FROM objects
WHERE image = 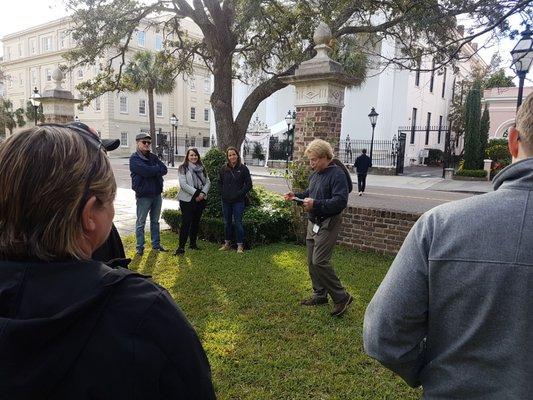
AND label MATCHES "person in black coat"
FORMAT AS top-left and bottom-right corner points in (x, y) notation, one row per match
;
(354, 148), (372, 196)
(0, 124), (215, 399)
(218, 147), (252, 253)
